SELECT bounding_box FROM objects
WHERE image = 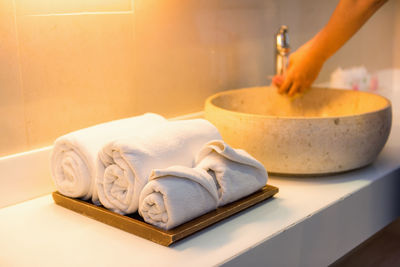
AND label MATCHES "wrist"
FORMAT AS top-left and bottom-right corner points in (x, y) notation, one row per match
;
(306, 37), (330, 64)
